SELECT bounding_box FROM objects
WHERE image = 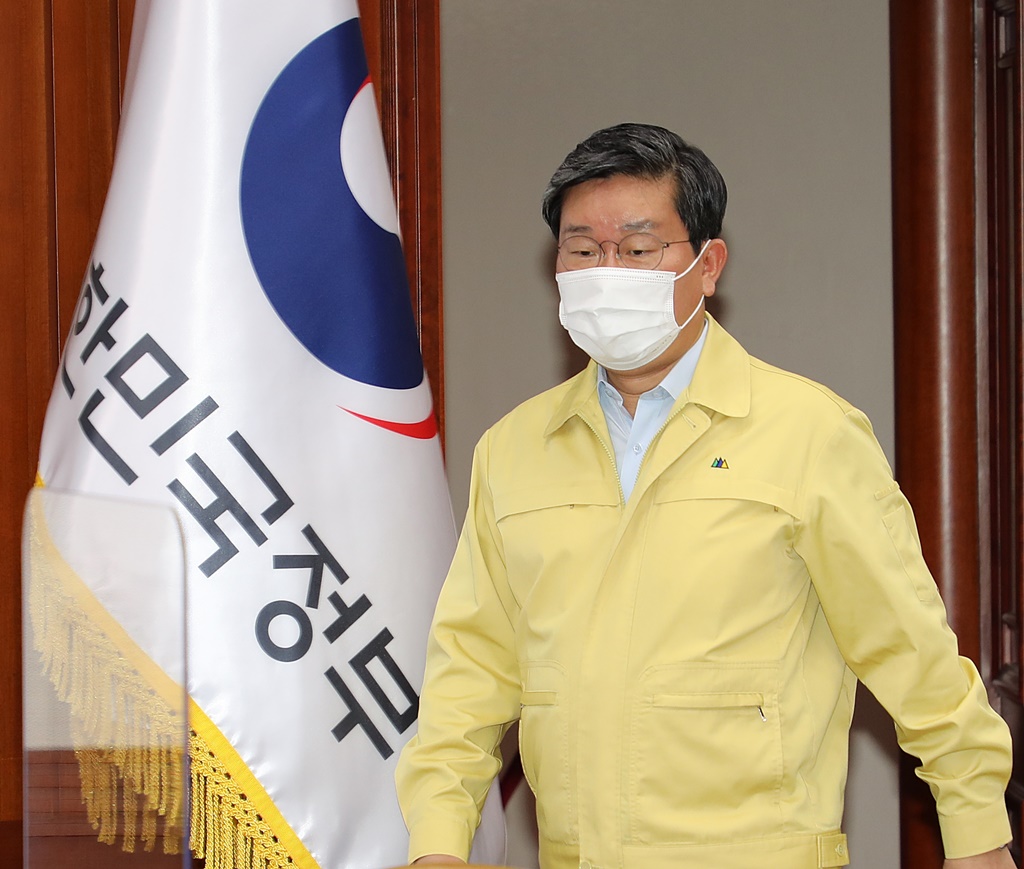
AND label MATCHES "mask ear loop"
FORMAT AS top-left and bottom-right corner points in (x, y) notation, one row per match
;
(676, 295), (706, 331)
(672, 239), (713, 330)
(672, 239), (713, 281)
